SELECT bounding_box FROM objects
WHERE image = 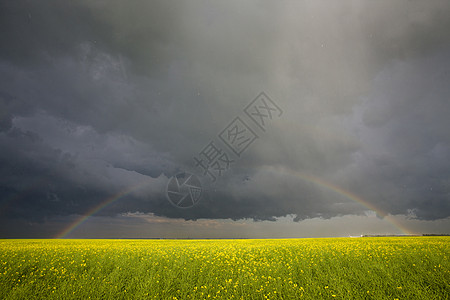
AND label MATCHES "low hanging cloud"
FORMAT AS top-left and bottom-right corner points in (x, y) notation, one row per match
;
(0, 0), (449, 225)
